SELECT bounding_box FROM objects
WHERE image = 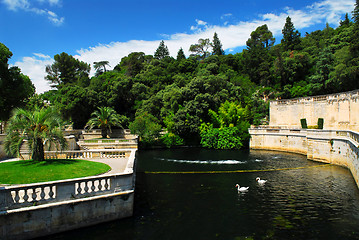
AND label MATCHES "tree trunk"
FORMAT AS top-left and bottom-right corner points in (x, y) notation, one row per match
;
(32, 138), (44, 161)
(101, 127), (108, 138)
